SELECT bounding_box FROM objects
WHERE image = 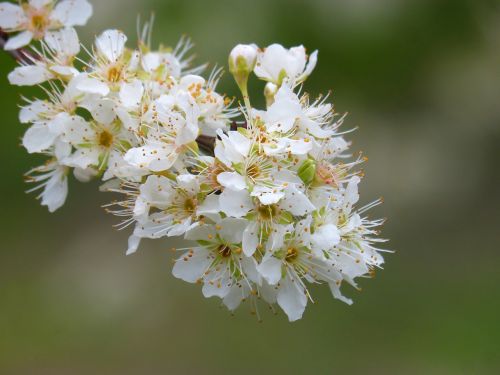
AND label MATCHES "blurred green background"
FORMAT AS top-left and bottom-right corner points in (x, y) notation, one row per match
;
(1, 0), (500, 373)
